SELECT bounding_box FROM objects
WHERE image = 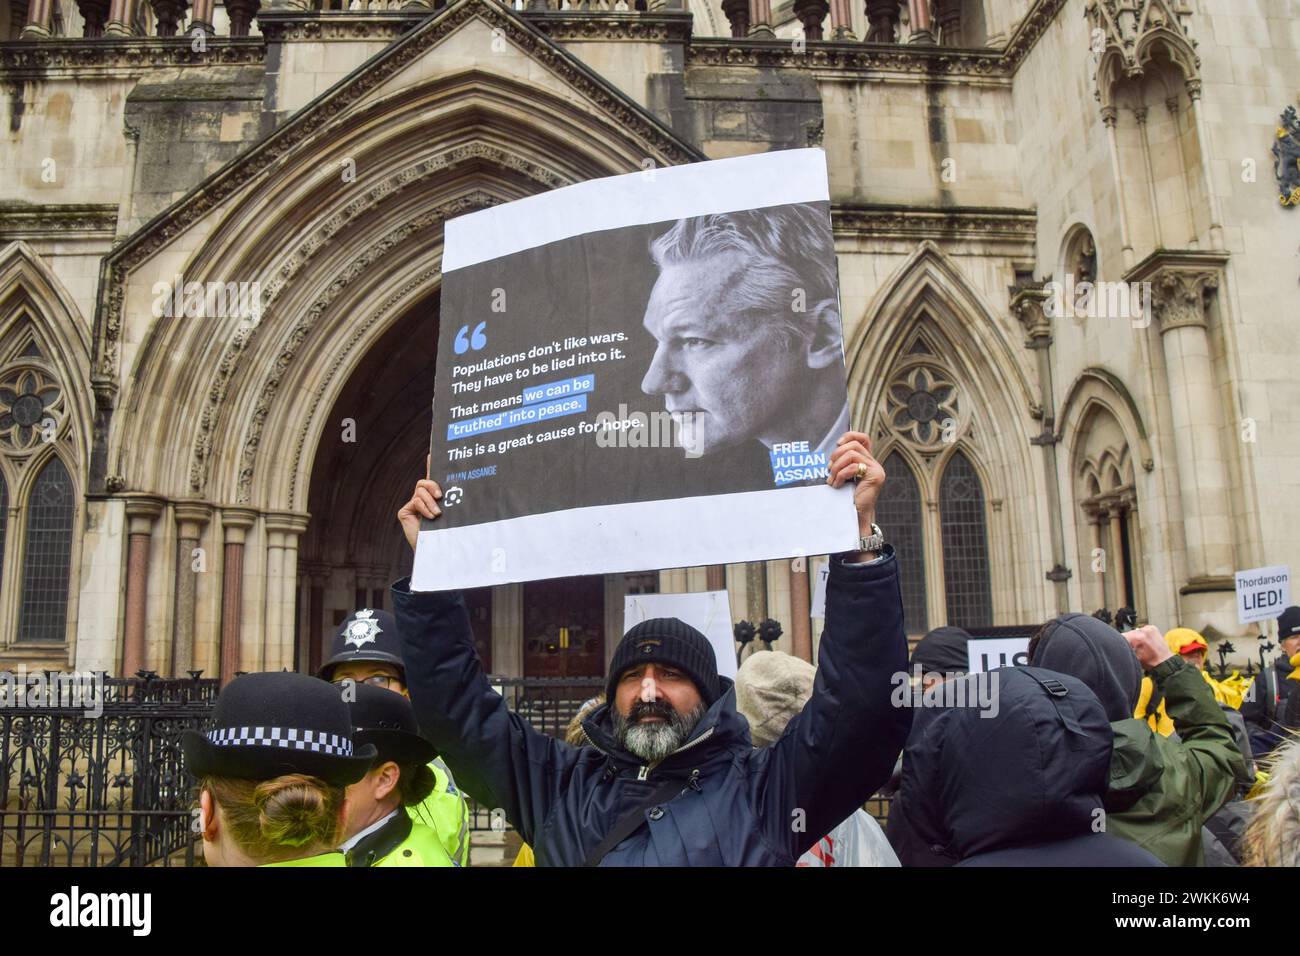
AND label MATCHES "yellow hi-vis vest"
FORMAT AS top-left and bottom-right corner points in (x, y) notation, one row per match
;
(409, 757), (470, 866)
